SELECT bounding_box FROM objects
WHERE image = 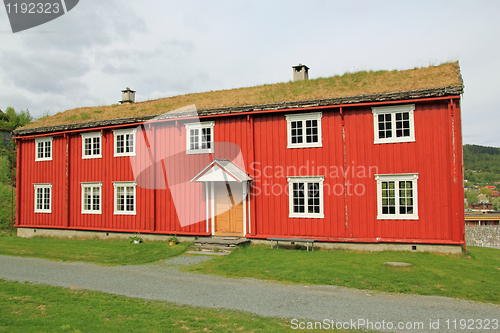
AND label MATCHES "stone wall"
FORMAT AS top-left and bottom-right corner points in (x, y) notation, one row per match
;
(465, 225), (500, 249)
